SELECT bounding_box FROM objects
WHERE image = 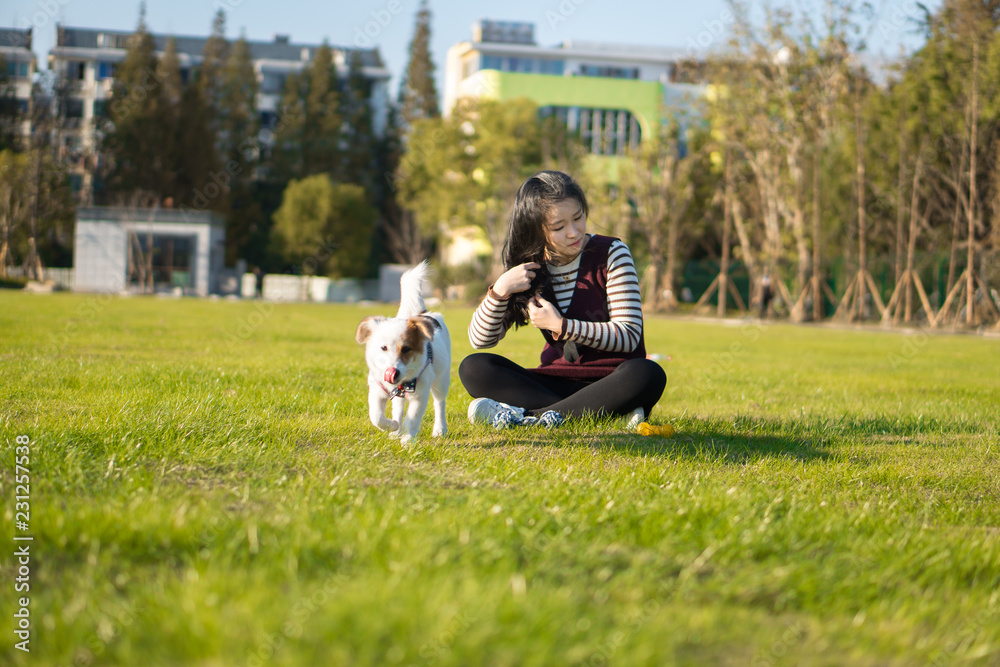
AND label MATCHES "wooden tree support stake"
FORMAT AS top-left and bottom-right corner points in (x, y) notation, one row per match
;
(694, 275), (720, 311)
(936, 268), (968, 327)
(694, 272), (747, 315)
(835, 269), (884, 322)
(881, 270), (937, 327)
